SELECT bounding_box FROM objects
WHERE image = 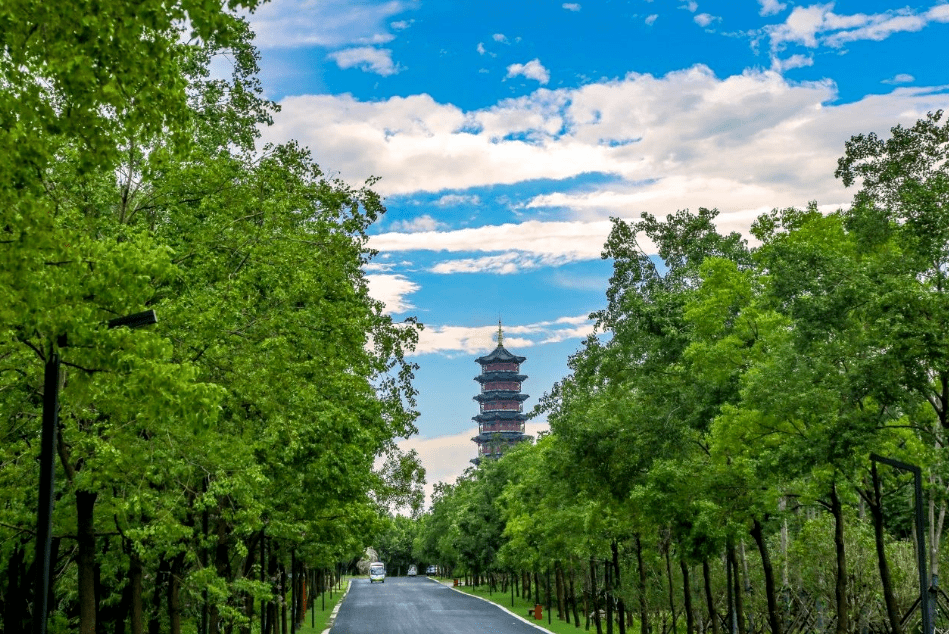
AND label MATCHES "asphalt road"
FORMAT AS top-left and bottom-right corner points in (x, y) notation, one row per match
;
(330, 576), (546, 634)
